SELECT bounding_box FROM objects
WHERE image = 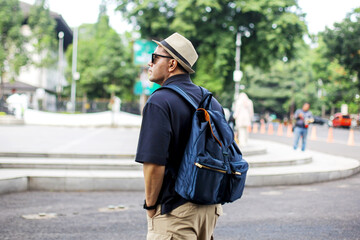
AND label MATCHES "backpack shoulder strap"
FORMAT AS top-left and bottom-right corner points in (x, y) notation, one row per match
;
(158, 85), (198, 110)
